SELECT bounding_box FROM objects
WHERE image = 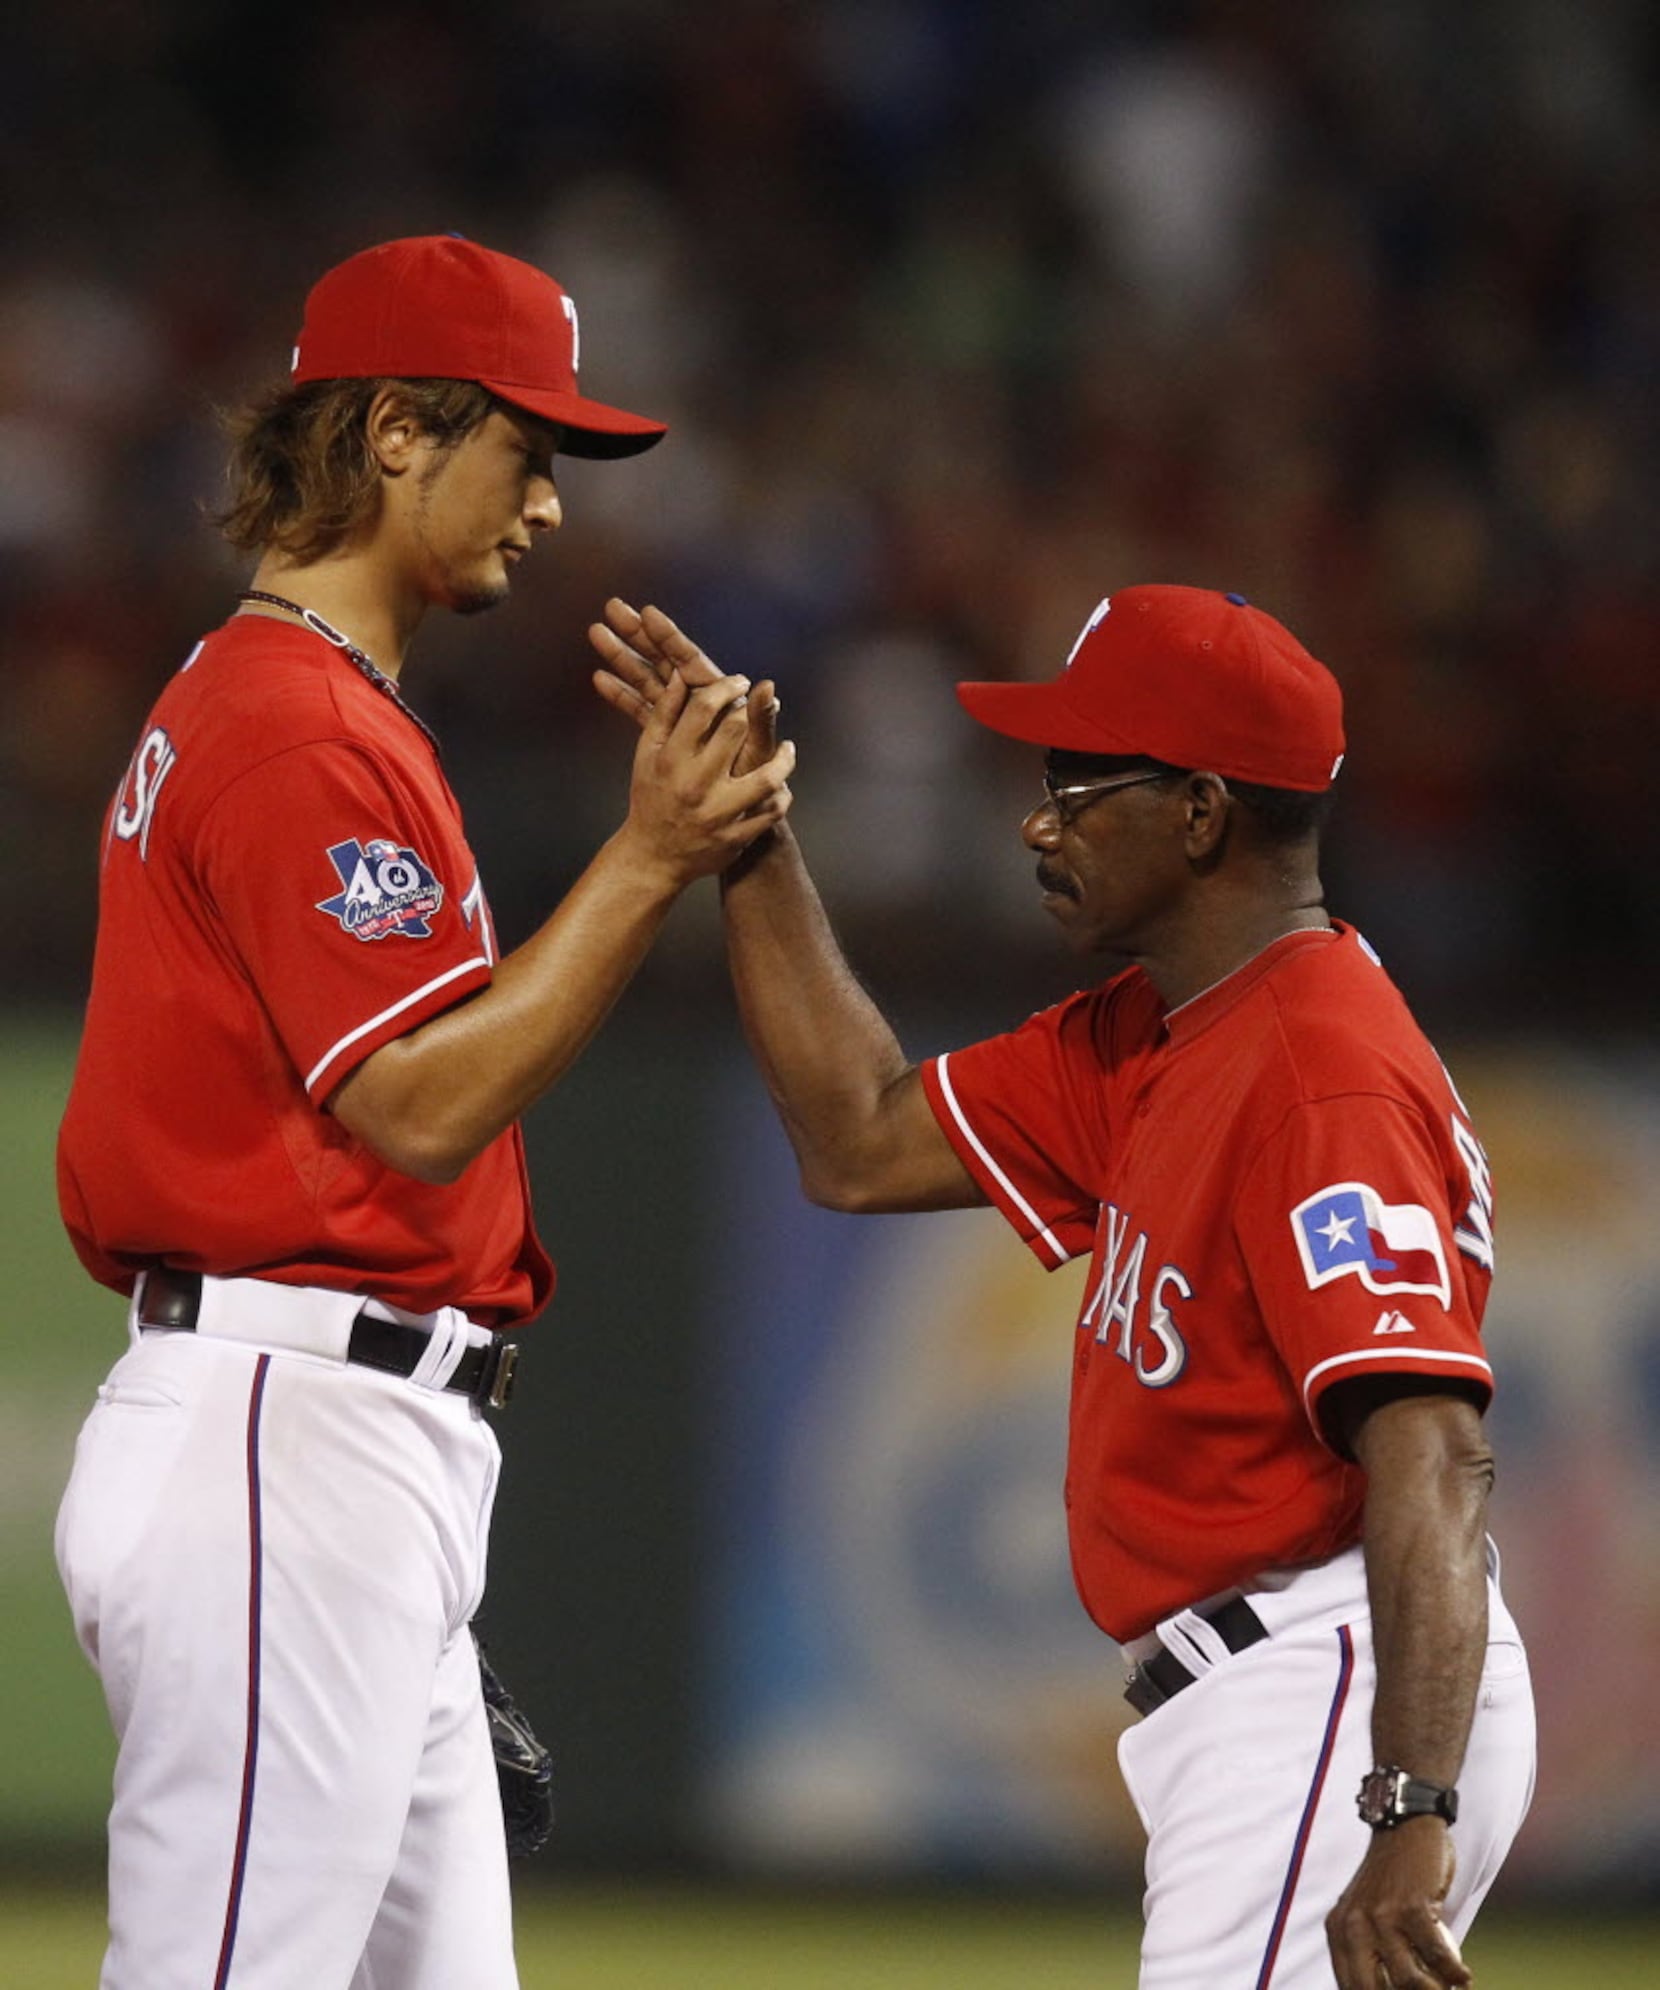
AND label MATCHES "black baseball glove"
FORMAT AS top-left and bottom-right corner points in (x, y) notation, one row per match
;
(474, 1632), (555, 1858)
